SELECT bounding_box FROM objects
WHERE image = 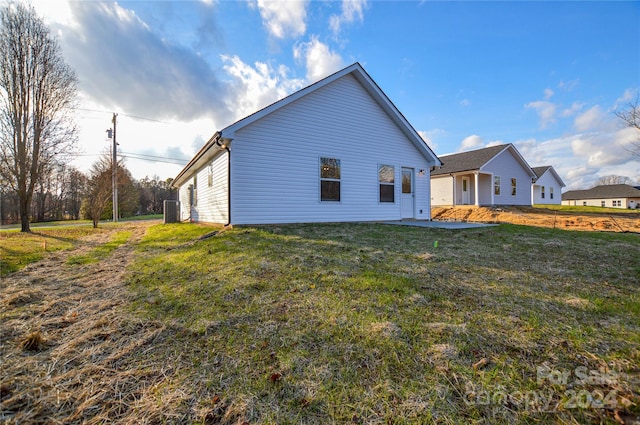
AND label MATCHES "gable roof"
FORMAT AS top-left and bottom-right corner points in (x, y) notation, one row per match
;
(562, 184), (640, 200)
(532, 165), (566, 187)
(174, 63), (441, 187)
(432, 143), (536, 178)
